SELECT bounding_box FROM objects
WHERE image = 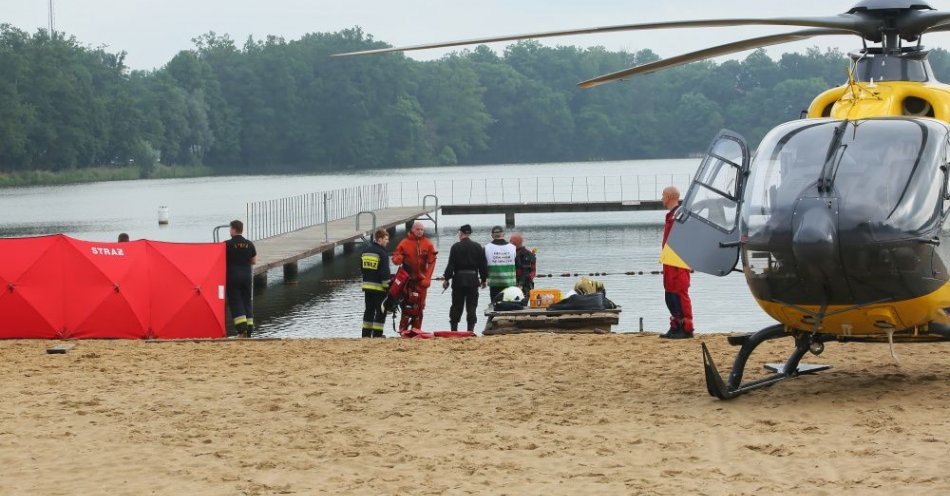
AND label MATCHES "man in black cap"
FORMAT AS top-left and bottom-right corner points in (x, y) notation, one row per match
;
(442, 224), (488, 332)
